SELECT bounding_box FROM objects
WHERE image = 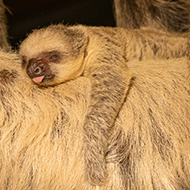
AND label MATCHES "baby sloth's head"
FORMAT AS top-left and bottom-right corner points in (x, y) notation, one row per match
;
(19, 24), (88, 86)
